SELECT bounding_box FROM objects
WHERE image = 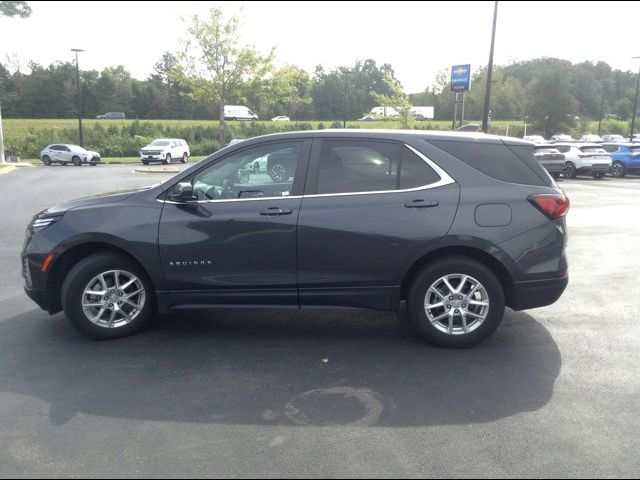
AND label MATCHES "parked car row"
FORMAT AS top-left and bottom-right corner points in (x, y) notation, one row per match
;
(527, 133), (634, 143)
(530, 139), (640, 180)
